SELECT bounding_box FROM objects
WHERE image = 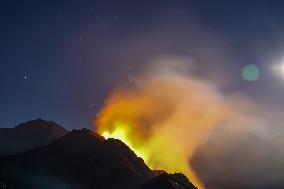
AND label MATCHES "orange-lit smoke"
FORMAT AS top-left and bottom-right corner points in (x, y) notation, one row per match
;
(95, 62), (255, 189)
